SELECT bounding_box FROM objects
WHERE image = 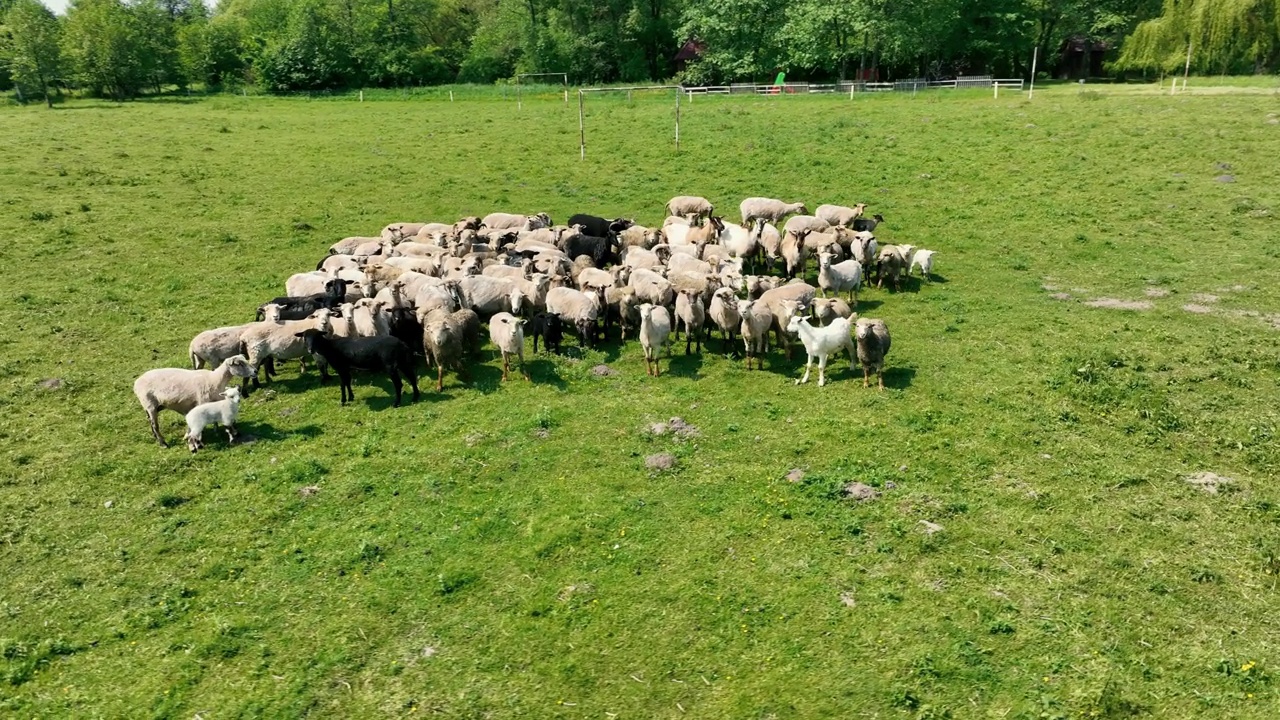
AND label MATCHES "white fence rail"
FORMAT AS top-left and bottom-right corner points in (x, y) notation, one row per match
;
(681, 77), (1025, 97)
